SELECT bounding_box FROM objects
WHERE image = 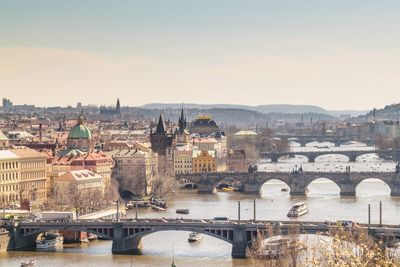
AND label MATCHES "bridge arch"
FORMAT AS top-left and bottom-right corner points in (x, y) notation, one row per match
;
(124, 227), (233, 245)
(355, 178), (392, 196)
(306, 178), (341, 196)
(259, 178), (291, 195)
(313, 153), (350, 163)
